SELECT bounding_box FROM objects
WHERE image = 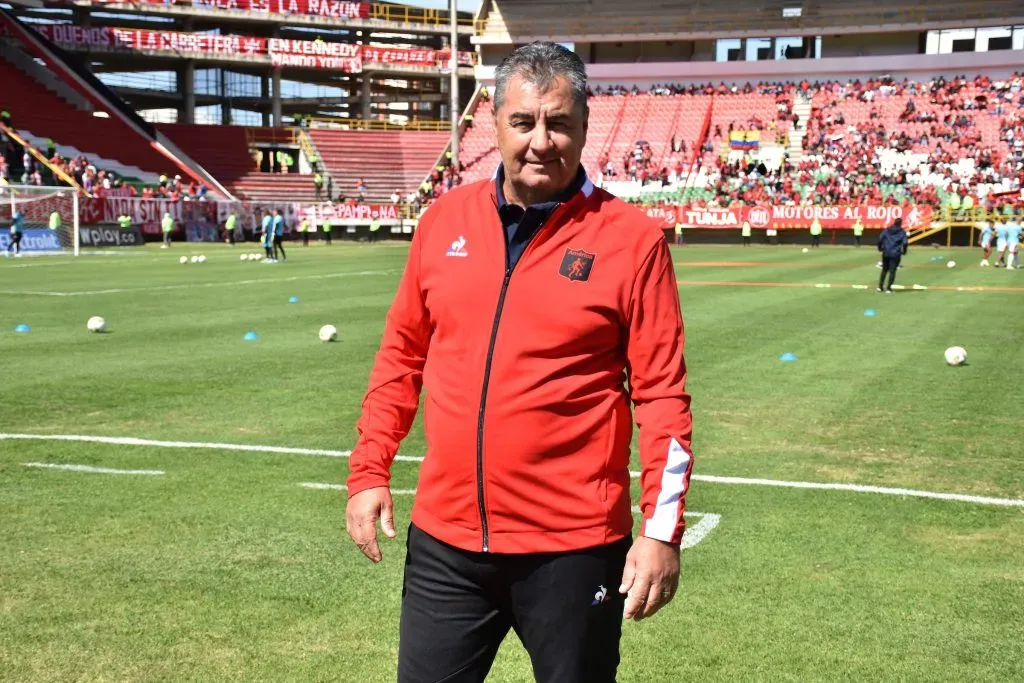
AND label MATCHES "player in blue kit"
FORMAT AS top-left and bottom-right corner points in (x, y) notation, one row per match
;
(994, 219), (1009, 268)
(5, 210), (24, 257)
(979, 222), (994, 267)
(261, 211), (275, 262)
(1005, 220), (1022, 269)
(272, 209), (287, 263)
